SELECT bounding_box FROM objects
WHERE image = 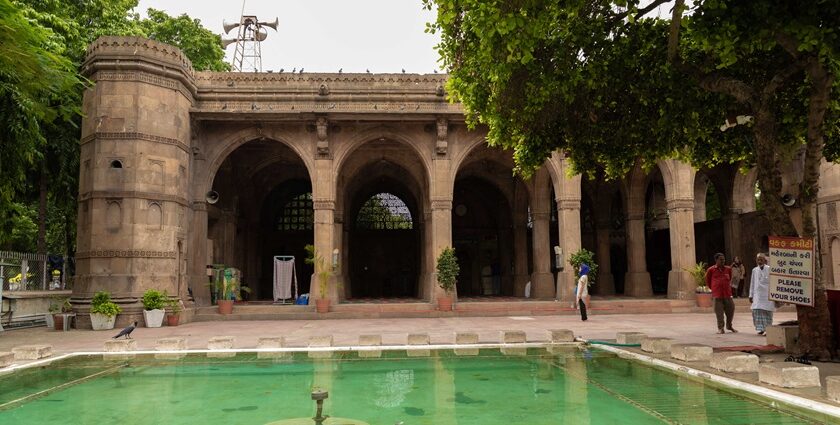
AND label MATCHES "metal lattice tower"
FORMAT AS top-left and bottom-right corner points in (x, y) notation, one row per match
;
(222, 14), (278, 72)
